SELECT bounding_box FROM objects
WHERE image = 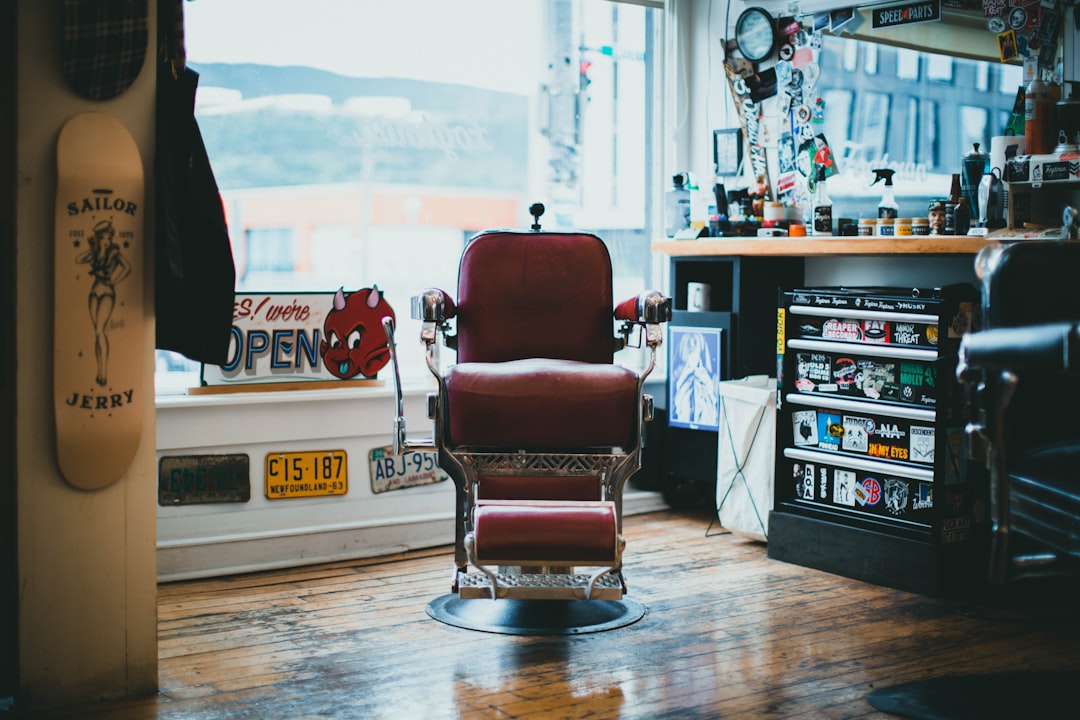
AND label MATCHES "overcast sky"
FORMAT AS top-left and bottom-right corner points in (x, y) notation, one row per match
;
(183, 0), (543, 93)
